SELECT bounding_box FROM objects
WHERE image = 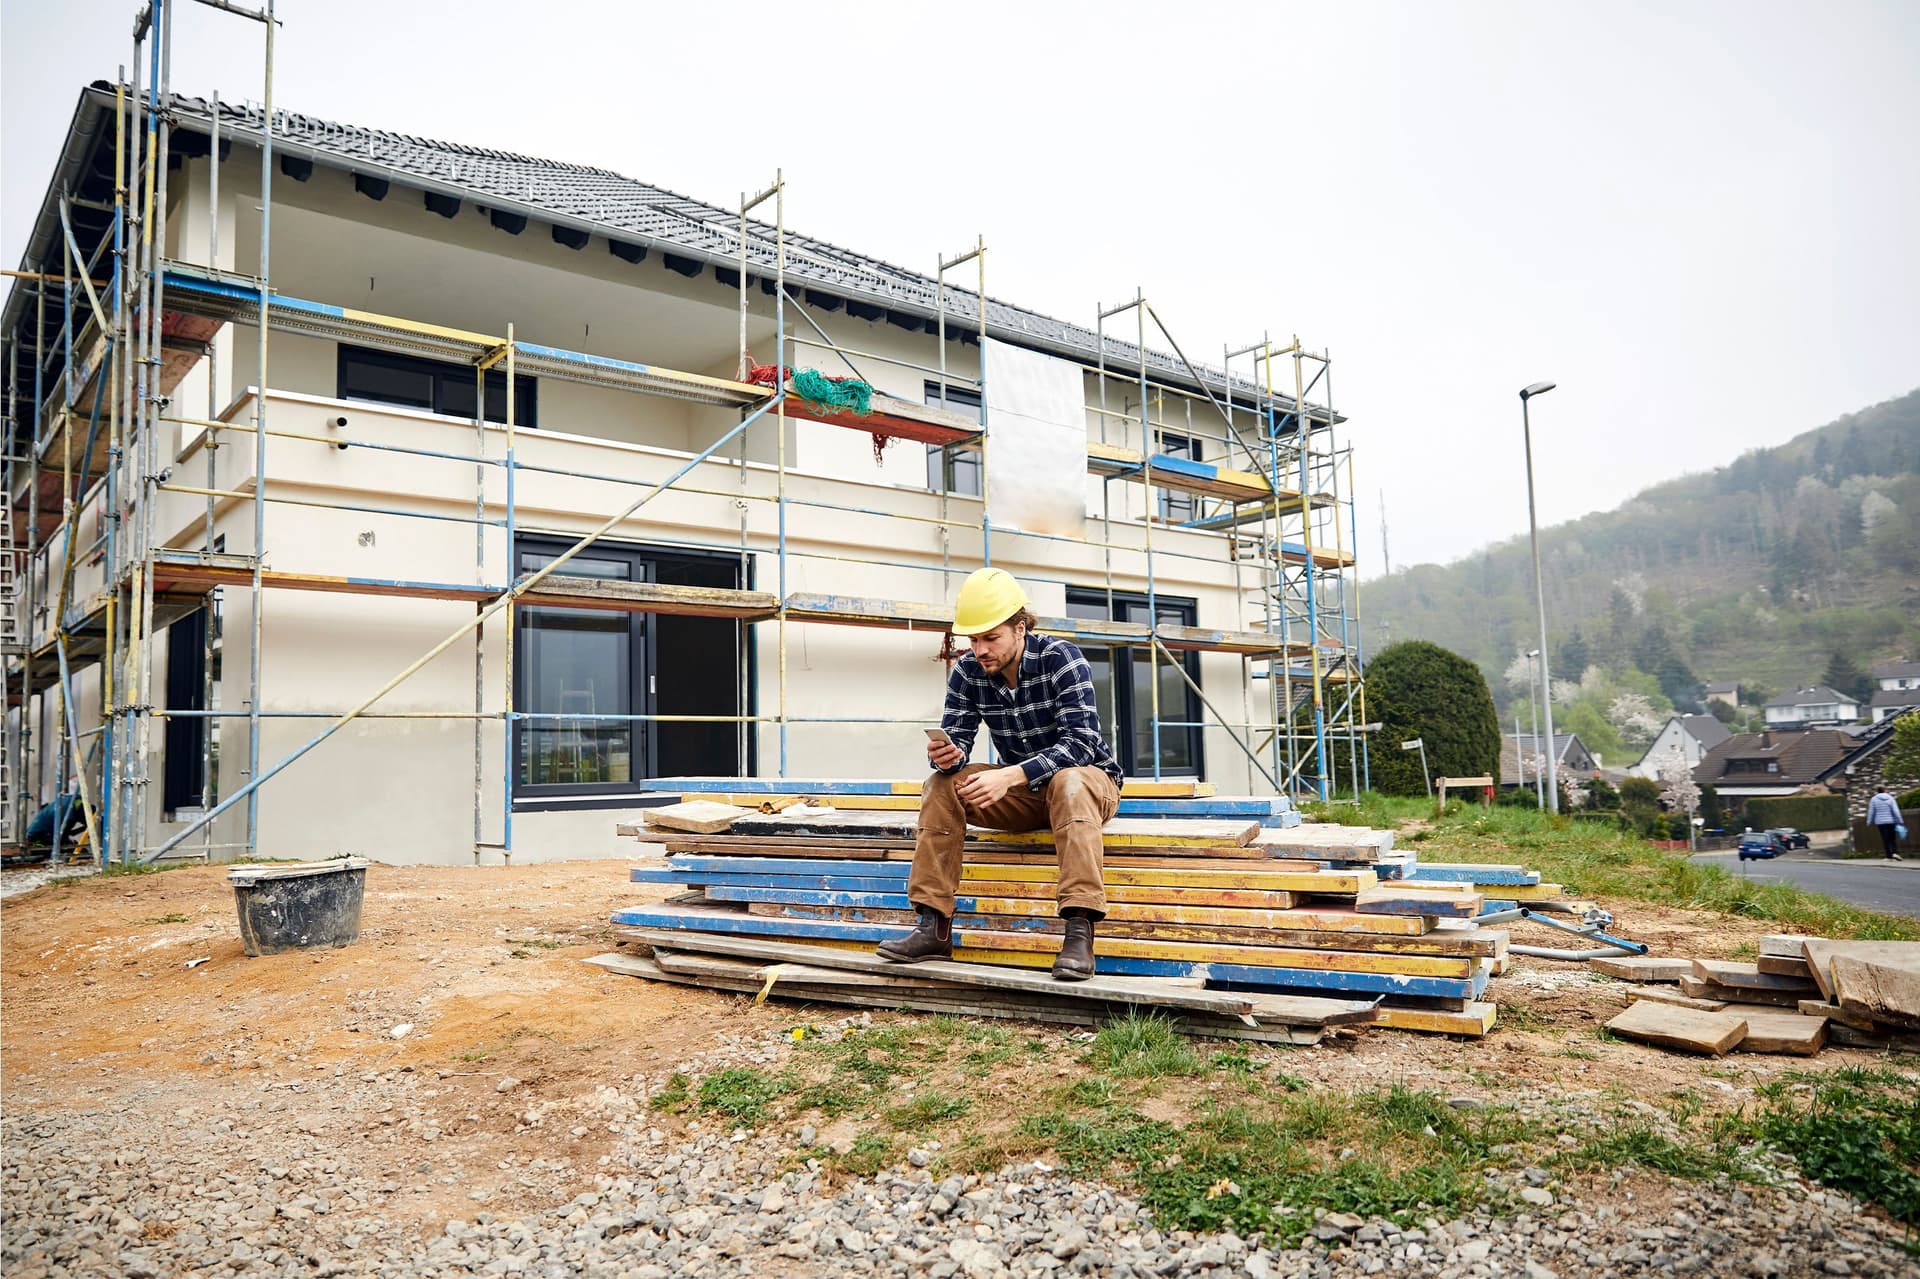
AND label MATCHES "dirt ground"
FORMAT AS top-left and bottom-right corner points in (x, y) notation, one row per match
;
(0, 857), (1902, 1233)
